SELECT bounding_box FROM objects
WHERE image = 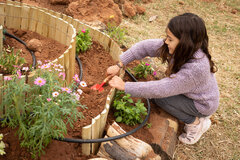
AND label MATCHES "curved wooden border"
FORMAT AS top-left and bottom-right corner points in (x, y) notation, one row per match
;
(2, 0), (124, 155)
